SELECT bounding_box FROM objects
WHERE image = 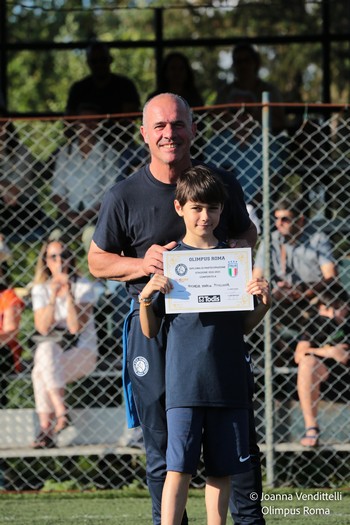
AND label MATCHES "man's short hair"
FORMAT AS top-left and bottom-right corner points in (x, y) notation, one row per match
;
(274, 194), (307, 218)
